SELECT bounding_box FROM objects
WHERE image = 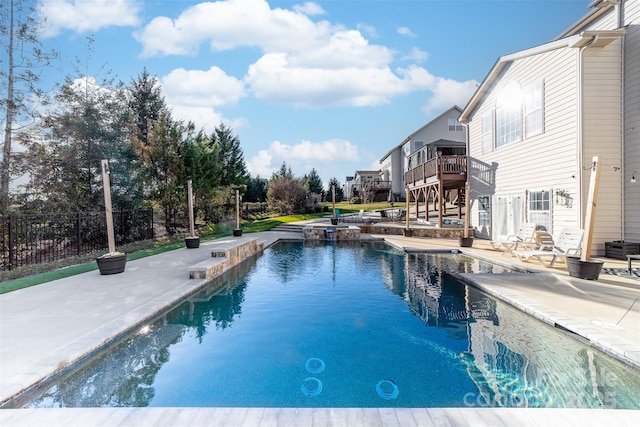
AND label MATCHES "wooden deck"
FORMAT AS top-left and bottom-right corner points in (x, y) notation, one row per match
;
(403, 155), (468, 227)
